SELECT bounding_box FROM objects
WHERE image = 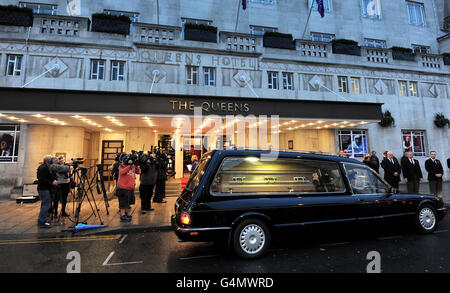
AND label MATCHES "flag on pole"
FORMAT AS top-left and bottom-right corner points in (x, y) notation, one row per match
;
(242, 0), (247, 10)
(316, 0), (325, 18)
